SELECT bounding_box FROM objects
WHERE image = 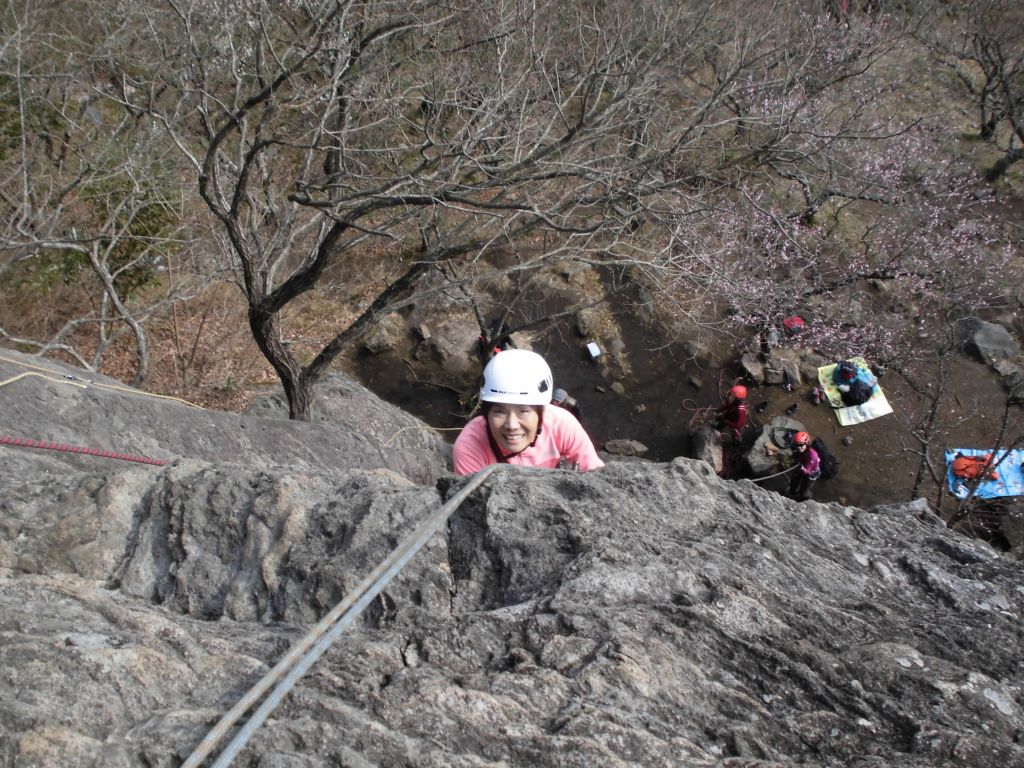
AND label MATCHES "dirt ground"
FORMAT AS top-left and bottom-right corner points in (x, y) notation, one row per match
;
(349, 291), (1019, 523)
